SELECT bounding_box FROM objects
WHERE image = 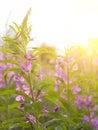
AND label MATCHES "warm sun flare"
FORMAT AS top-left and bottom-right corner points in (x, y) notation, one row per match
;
(1, 0), (98, 50)
(28, 0), (98, 50)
